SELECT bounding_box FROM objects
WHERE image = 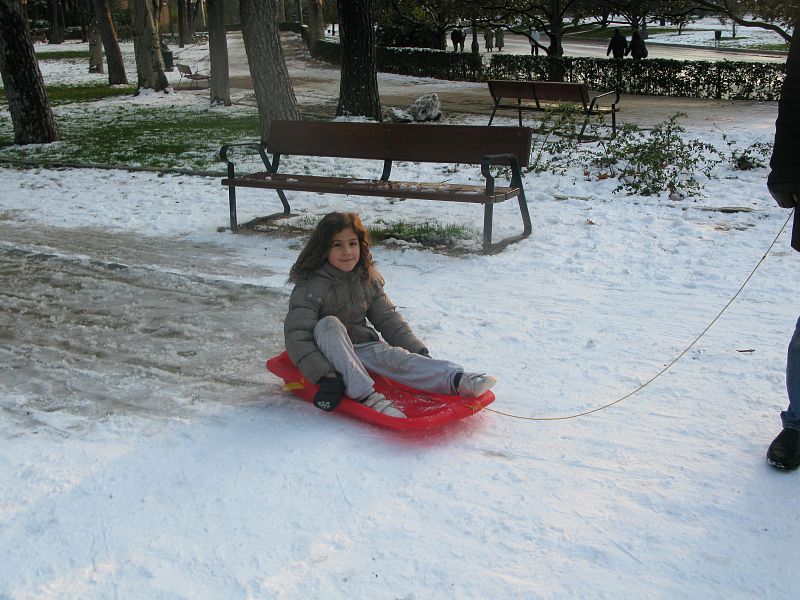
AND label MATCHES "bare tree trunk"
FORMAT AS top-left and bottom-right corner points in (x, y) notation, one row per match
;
(207, 0), (230, 105)
(336, 0), (380, 120)
(240, 0), (299, 143)
(0, 0), (60, 144)
(131, 0), (169, 91)
(159, 0), (170, 29)
(277, 0), (285, 22)
(48, 0), (65, 43)
(294, 0), (302, 24)
(305, 0), (323, 48)
(195, 0), (207, 31)
(92, 0), (128, 84)
(178, 0), (190, 46)
(87, 3), (104, 73)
